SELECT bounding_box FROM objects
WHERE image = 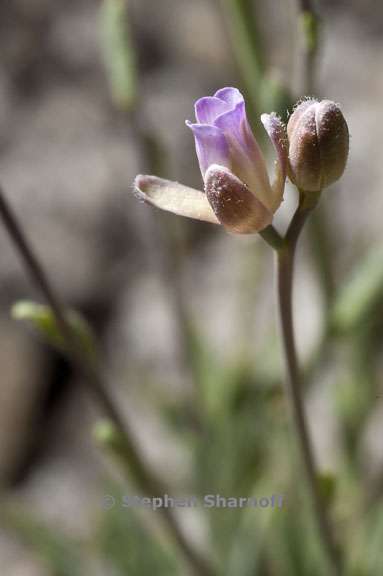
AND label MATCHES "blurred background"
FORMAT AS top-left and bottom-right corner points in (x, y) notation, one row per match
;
(0, 0), (383, 574)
